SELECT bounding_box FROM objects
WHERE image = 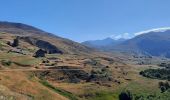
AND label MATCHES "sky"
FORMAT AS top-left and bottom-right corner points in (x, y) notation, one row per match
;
(0, 0), (170, 42)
